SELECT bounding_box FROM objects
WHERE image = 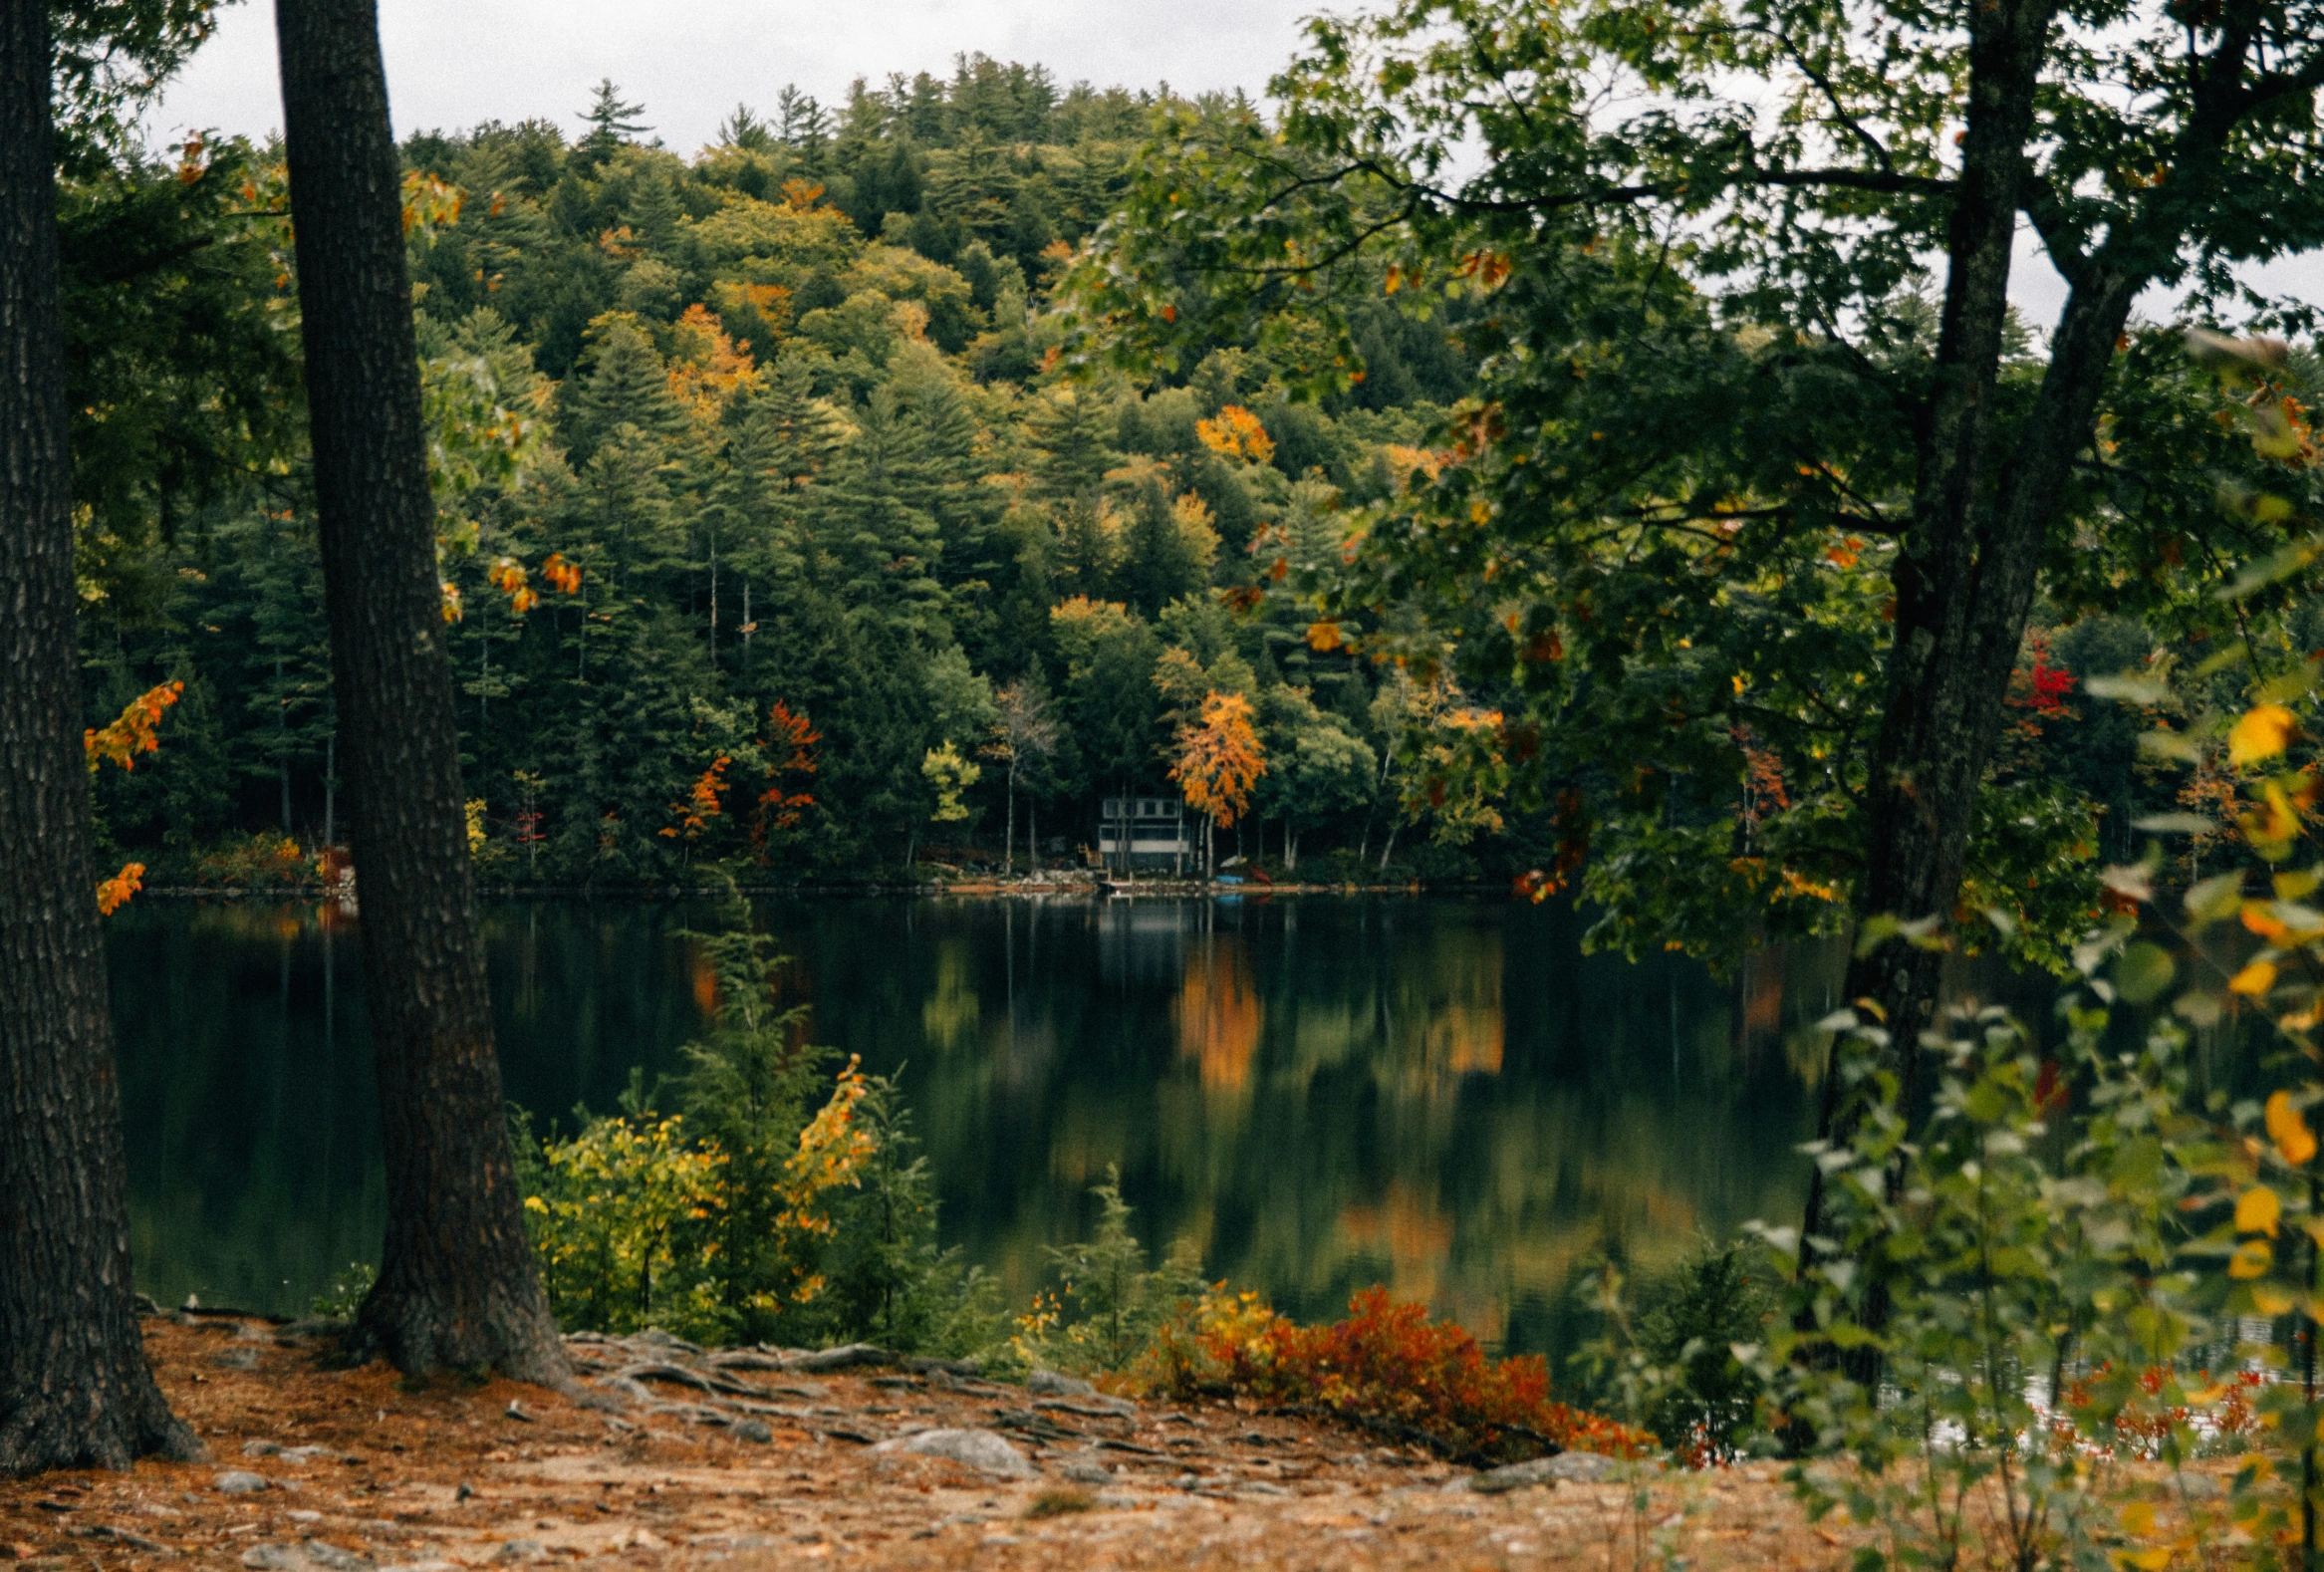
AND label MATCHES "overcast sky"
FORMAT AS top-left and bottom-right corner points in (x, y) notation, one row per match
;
(146, 0), (1316, 153)
(146, 0), (2319, 329)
